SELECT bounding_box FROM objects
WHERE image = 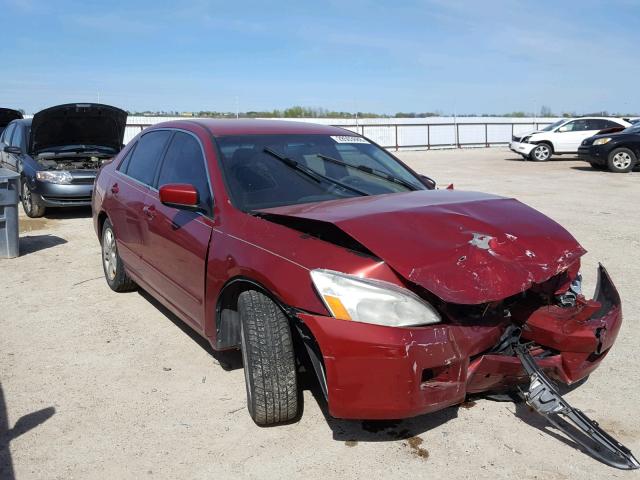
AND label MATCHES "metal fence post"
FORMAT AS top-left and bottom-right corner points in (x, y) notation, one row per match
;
(427, 124), (430, 150)
(456, 123), (460, 148)
(485, 124), (489, 147)
(395, 124), (399, 151)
